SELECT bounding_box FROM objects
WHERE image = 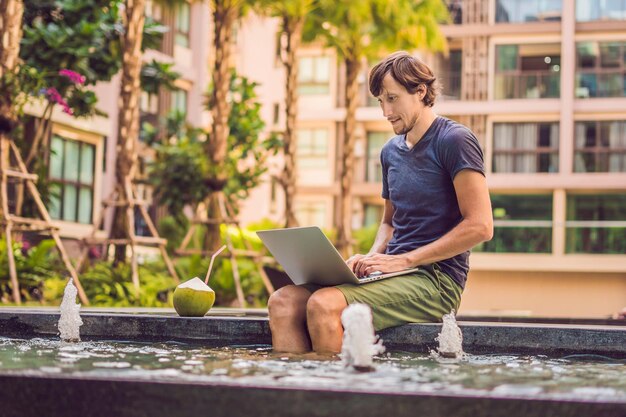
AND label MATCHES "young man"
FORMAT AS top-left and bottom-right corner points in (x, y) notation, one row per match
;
(267, 51), (493, 354)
